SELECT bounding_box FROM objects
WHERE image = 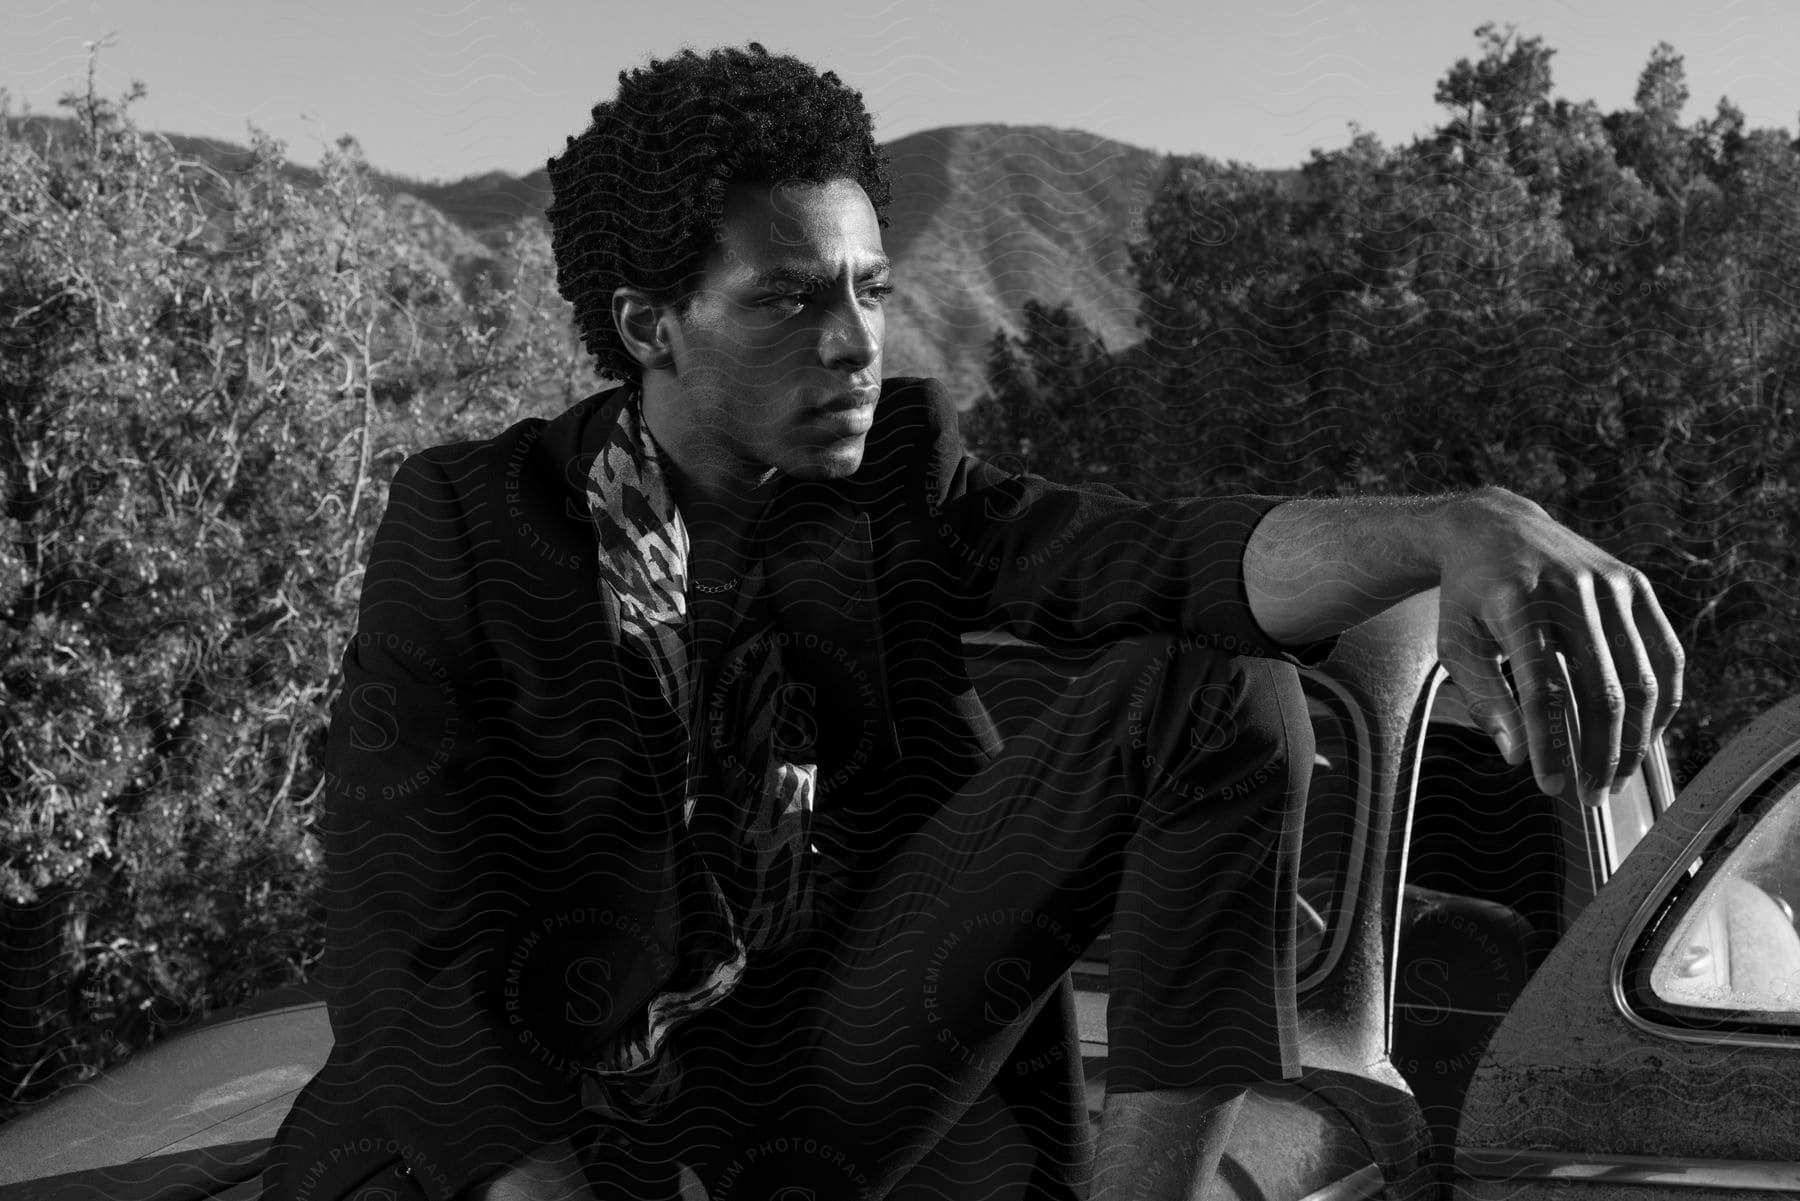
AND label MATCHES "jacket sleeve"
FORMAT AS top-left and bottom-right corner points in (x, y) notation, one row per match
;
(300, 450), (676, 1201)
(910, 378), (1321, 662)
